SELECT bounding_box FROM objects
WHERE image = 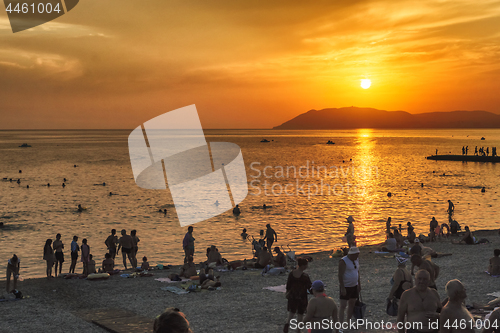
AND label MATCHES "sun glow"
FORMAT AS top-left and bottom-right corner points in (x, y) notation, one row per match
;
(360, 79), (371, 89)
